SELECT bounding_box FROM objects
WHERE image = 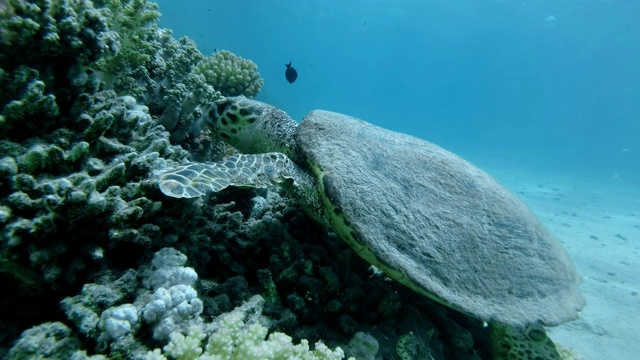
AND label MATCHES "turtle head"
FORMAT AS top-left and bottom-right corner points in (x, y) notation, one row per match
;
(205, 96), (299, 158)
